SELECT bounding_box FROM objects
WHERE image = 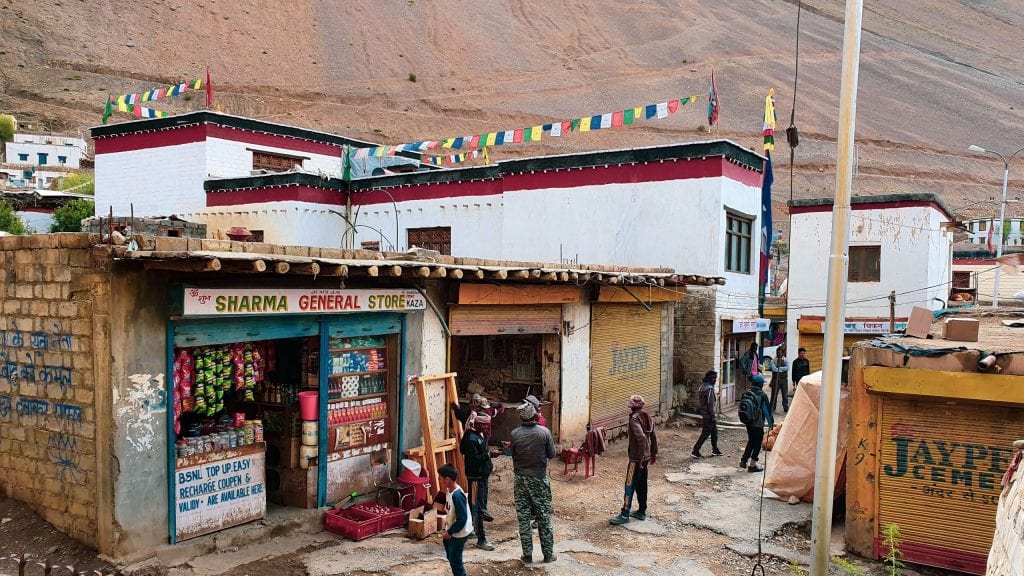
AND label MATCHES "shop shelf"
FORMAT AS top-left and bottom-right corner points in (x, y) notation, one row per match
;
(328, 370), (386, 378)
(326, 392), (387, 402)
(328, 346), (387, 353)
